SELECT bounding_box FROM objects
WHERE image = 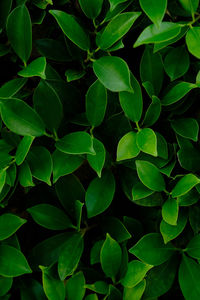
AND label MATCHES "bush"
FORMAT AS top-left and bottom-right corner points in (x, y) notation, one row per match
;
(0, 0), (200, 299)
